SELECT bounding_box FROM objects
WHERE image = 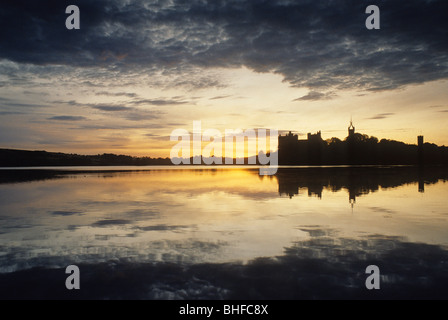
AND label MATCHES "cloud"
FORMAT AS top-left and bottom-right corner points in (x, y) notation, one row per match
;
(54, 100), (165, 122)
(74, 123), (166, 130)
(50, 210), (83, 216)
(0, 96), (49, 109)
(95, 91), (138, 98)
(294, 91), (337, 101)
(130, 98), (189, 106)
(367, 113), (395, 120)
(47, 115), (87, 121)
(0, 0), (446, 92)
(23, 90), (50, 96)
(210, 95), (232, 100)
(123, 110), (161, 121)
(89, 104), (163, 121)
(90, 104), (129, 112)
(0, 111), (23, 115)
(143, 134), (171, 141)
